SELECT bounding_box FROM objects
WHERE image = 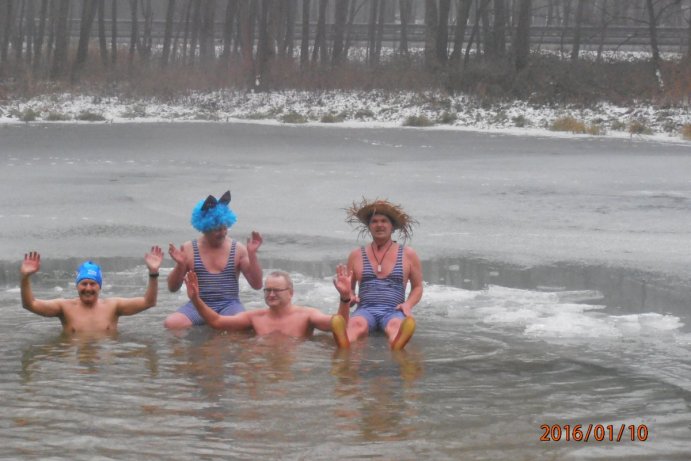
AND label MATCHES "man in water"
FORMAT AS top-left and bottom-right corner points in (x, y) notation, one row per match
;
(19, 247), (163, 334)
(164, 191), (264, 329)
(341, 198), (423, 350)
(184, 267), (352, 346)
